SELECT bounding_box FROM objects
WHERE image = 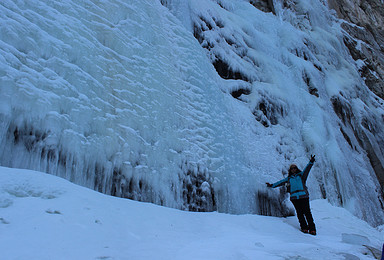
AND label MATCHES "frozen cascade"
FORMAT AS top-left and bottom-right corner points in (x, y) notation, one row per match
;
(0, 0), (259, 214)
(0, 0), (384, 226)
